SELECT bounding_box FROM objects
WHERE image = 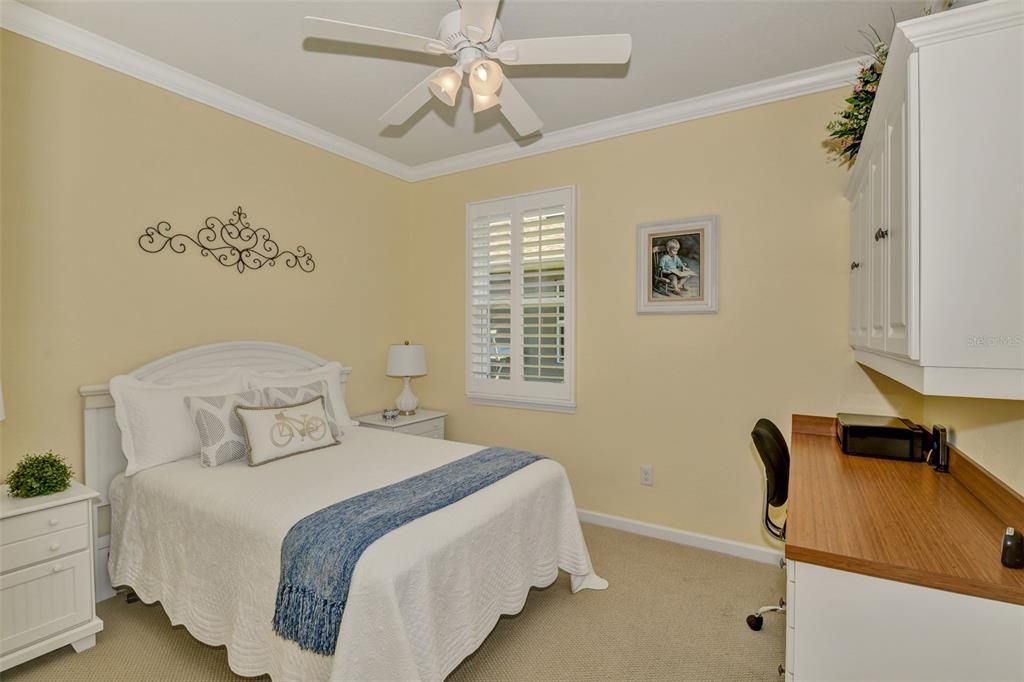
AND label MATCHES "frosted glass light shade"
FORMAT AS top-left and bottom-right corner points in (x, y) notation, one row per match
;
(428, 68), (462, 107)
(468, 59), (503, 97)
(386, 344), (427, 377)
(472, 92), (499, 113)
